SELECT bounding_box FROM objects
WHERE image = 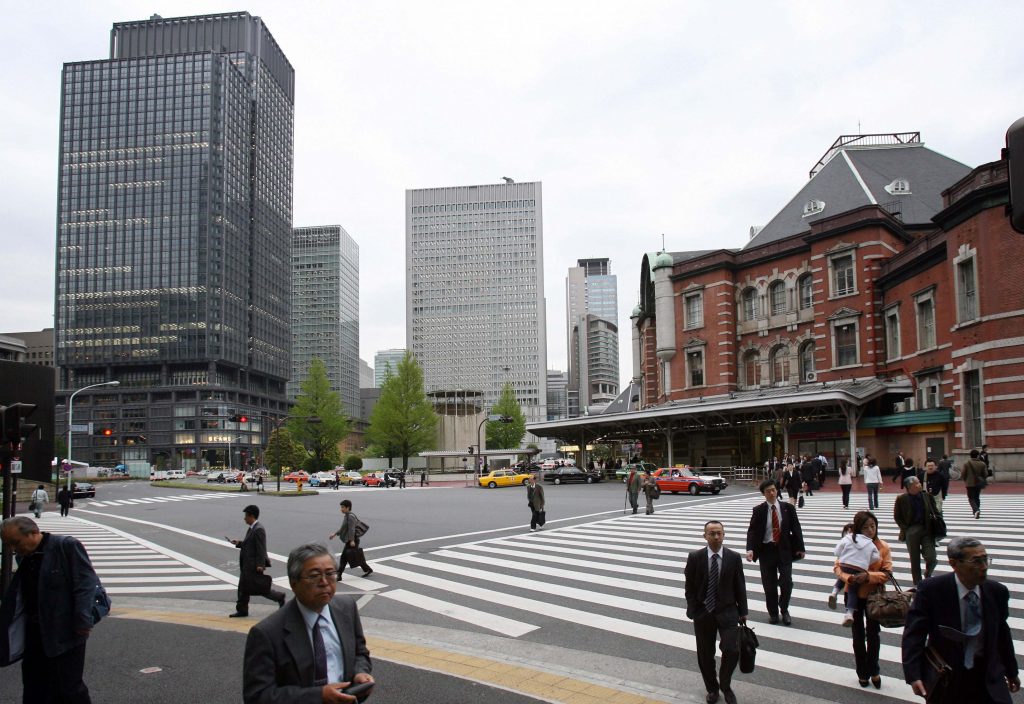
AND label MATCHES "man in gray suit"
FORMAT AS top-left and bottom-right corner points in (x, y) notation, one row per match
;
(686, 520), (748, 704)
(243, 543), (374, 703)
(228, 505), (286, 617)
